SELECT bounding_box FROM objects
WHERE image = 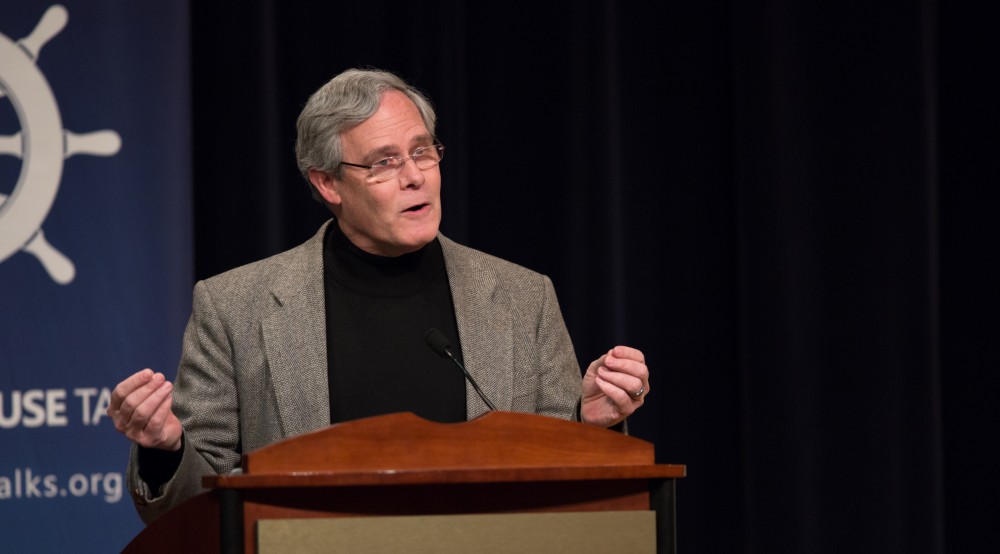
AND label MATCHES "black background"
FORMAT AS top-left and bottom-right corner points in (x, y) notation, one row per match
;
(189, 1), (998, 551)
